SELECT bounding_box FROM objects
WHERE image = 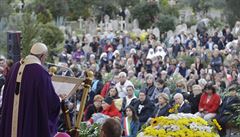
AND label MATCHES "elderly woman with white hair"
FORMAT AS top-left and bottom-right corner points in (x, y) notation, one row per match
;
(173, 93), (191, 113)
(152, 93), (171, 117)
(115, 72), (134, 98)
